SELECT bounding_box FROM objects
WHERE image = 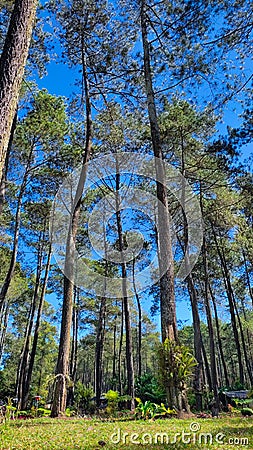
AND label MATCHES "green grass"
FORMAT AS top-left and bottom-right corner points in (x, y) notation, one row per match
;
(0, 416), (252, 449)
